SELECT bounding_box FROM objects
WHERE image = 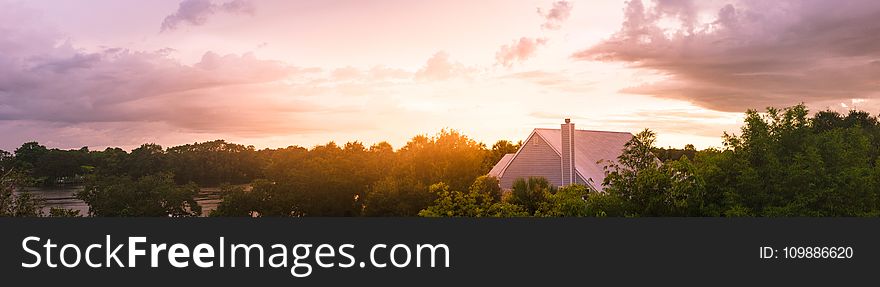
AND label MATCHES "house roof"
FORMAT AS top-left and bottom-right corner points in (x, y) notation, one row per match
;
(534, 128), (633, 190)
(494, 128), (632, 191)
(488, 153), (515, 178)
(536, 128), (633, 189)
